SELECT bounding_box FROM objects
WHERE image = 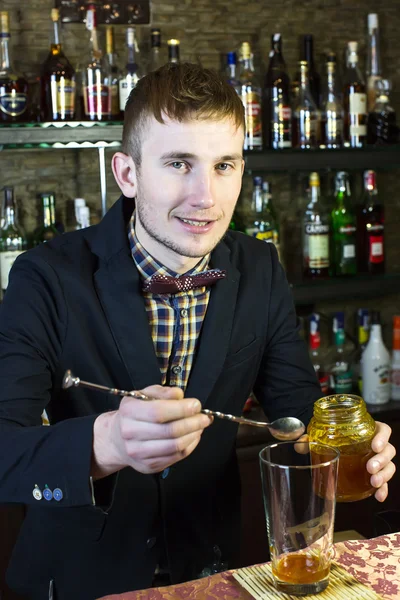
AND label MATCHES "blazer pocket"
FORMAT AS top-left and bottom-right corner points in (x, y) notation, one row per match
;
(224, 338), (262, 369)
